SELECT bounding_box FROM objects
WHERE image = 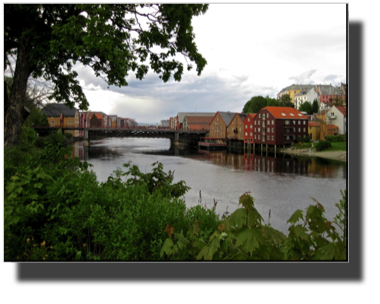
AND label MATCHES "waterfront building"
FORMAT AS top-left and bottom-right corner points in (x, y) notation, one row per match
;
(227, 113), (247, 140)
(209, 112), (236, 139)
(41, 103), (80, 137)
(182, 115), (214, 131)
(243, 113), (257, 145)
(252, 107), (309, 147)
